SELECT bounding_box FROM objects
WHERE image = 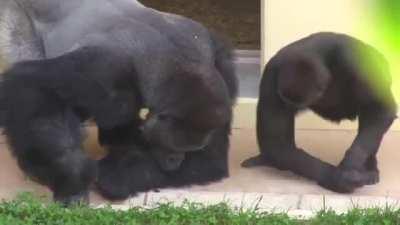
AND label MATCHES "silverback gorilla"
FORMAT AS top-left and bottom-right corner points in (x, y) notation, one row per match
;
(0, 0), (237, 204)
(242, 32), (397, 193)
